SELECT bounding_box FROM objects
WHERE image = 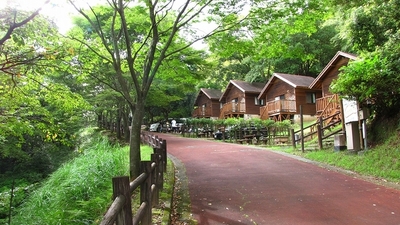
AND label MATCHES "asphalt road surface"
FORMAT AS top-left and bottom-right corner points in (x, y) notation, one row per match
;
(156, 133), (400, 225)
